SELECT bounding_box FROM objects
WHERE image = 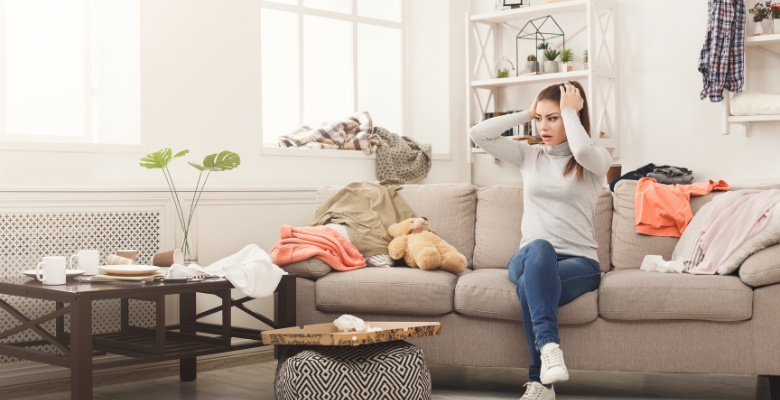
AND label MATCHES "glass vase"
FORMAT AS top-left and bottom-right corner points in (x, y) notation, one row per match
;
(178, 211), (199, 266)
